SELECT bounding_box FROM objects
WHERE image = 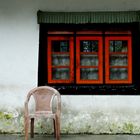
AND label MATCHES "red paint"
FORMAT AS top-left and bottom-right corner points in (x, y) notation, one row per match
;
(47, 36), (74, 83)
(105, 36), (132, 84)
(76, 36), (103, 84)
